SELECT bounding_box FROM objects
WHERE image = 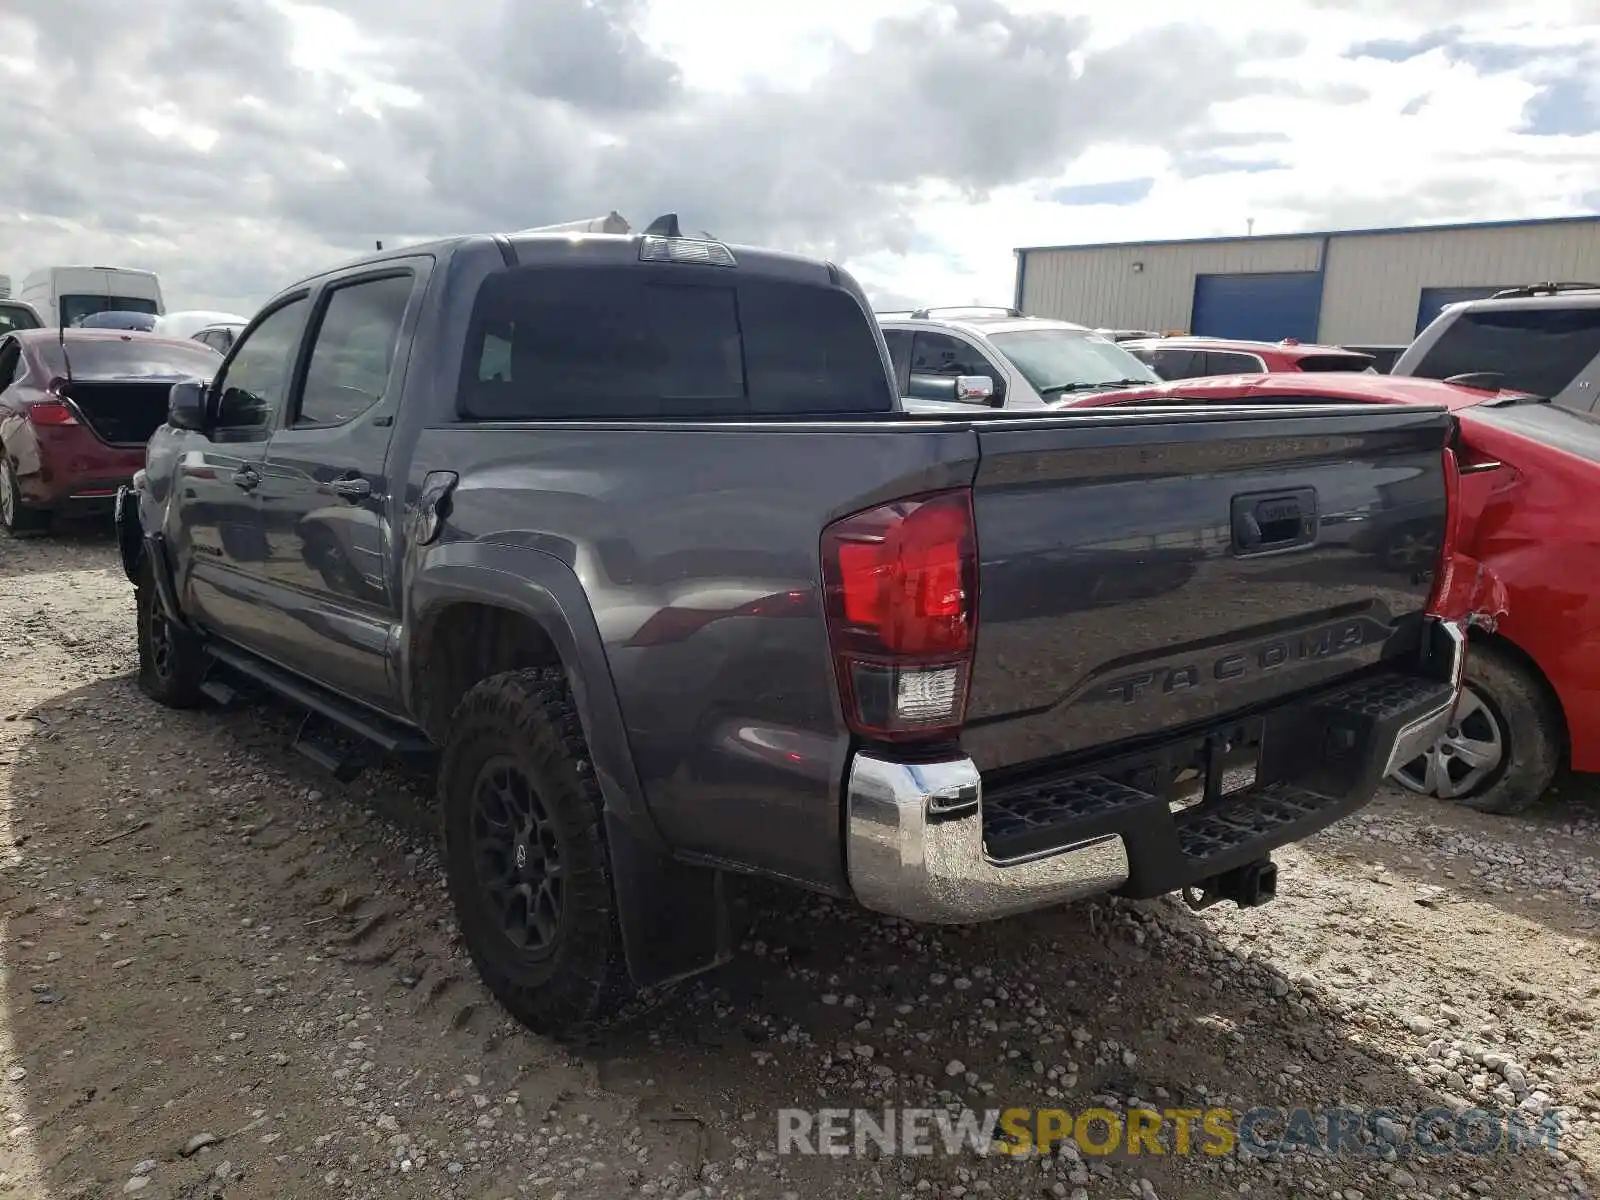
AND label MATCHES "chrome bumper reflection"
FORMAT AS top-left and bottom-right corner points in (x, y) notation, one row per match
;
(1384, 618), (1466, 777)
(845, 755), (1129, 924)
